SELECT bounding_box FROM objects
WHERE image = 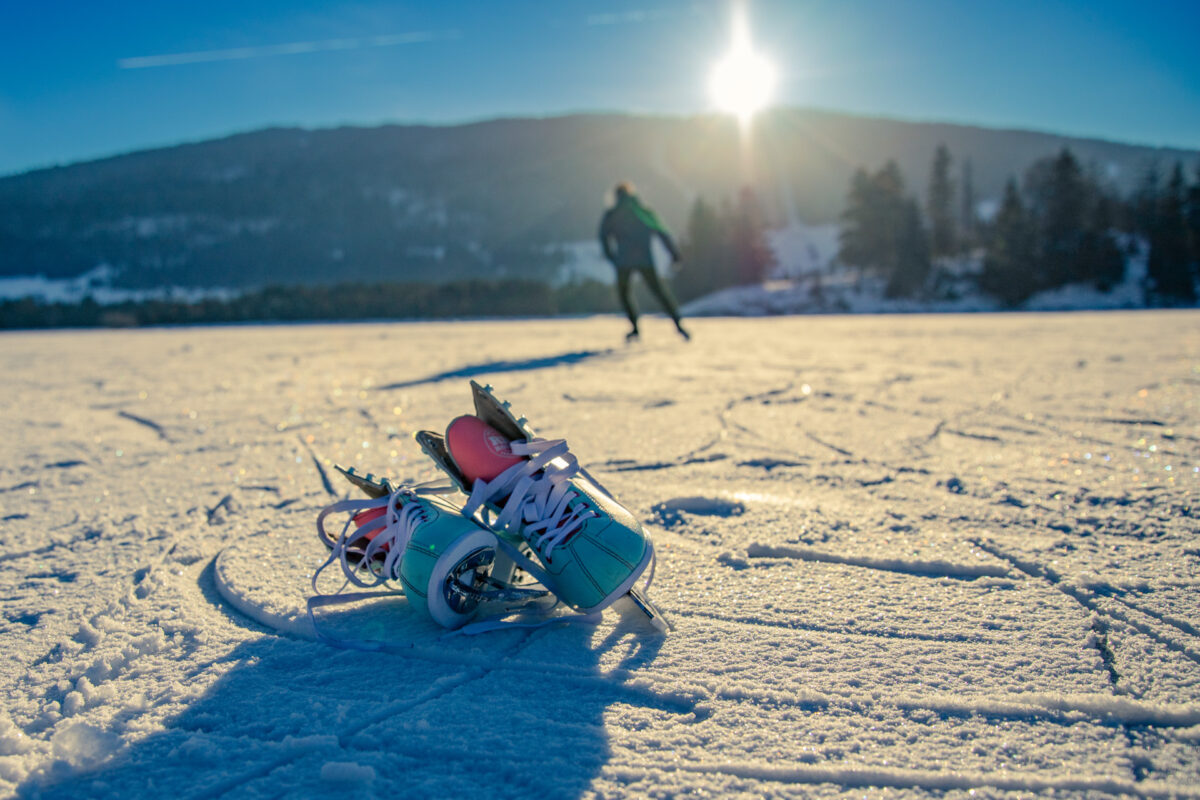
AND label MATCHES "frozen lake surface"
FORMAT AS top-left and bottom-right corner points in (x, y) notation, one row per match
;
(0, 311), (1197, 798)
